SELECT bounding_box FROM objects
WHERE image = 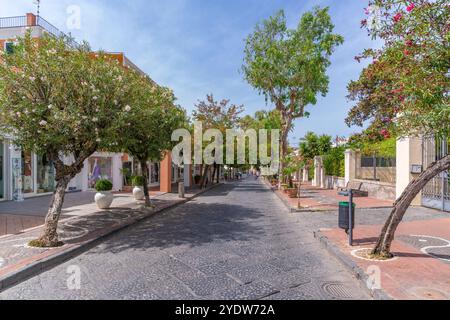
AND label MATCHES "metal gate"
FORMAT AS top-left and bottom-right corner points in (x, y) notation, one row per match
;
(422, 135), (449, 212)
